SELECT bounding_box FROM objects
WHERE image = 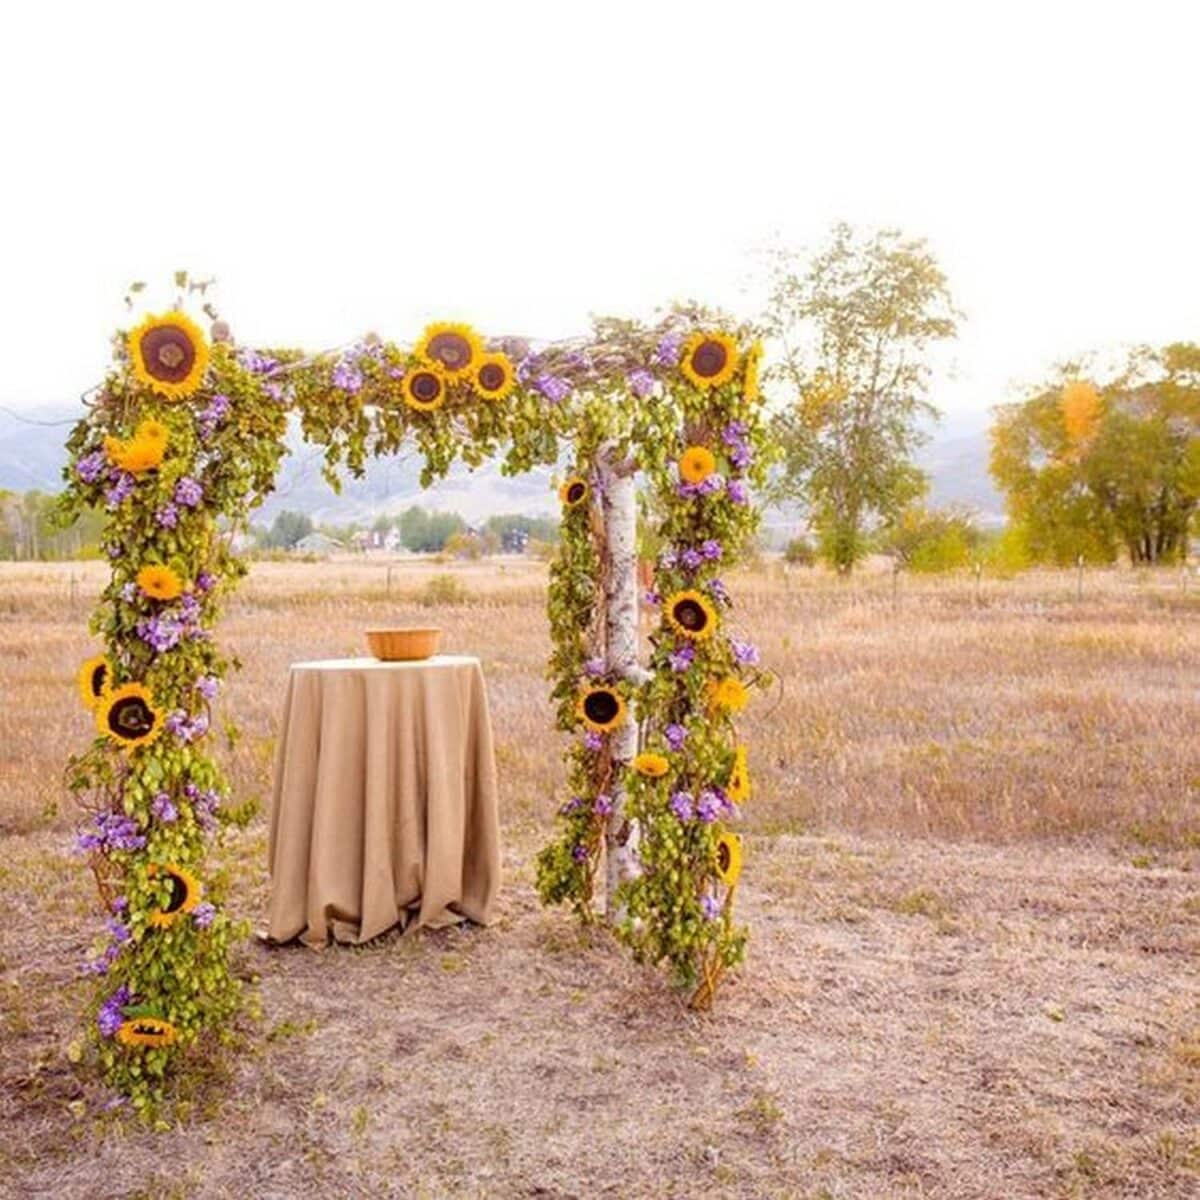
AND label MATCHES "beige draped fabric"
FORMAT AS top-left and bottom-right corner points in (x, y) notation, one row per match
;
(266, 656), (500, 947)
